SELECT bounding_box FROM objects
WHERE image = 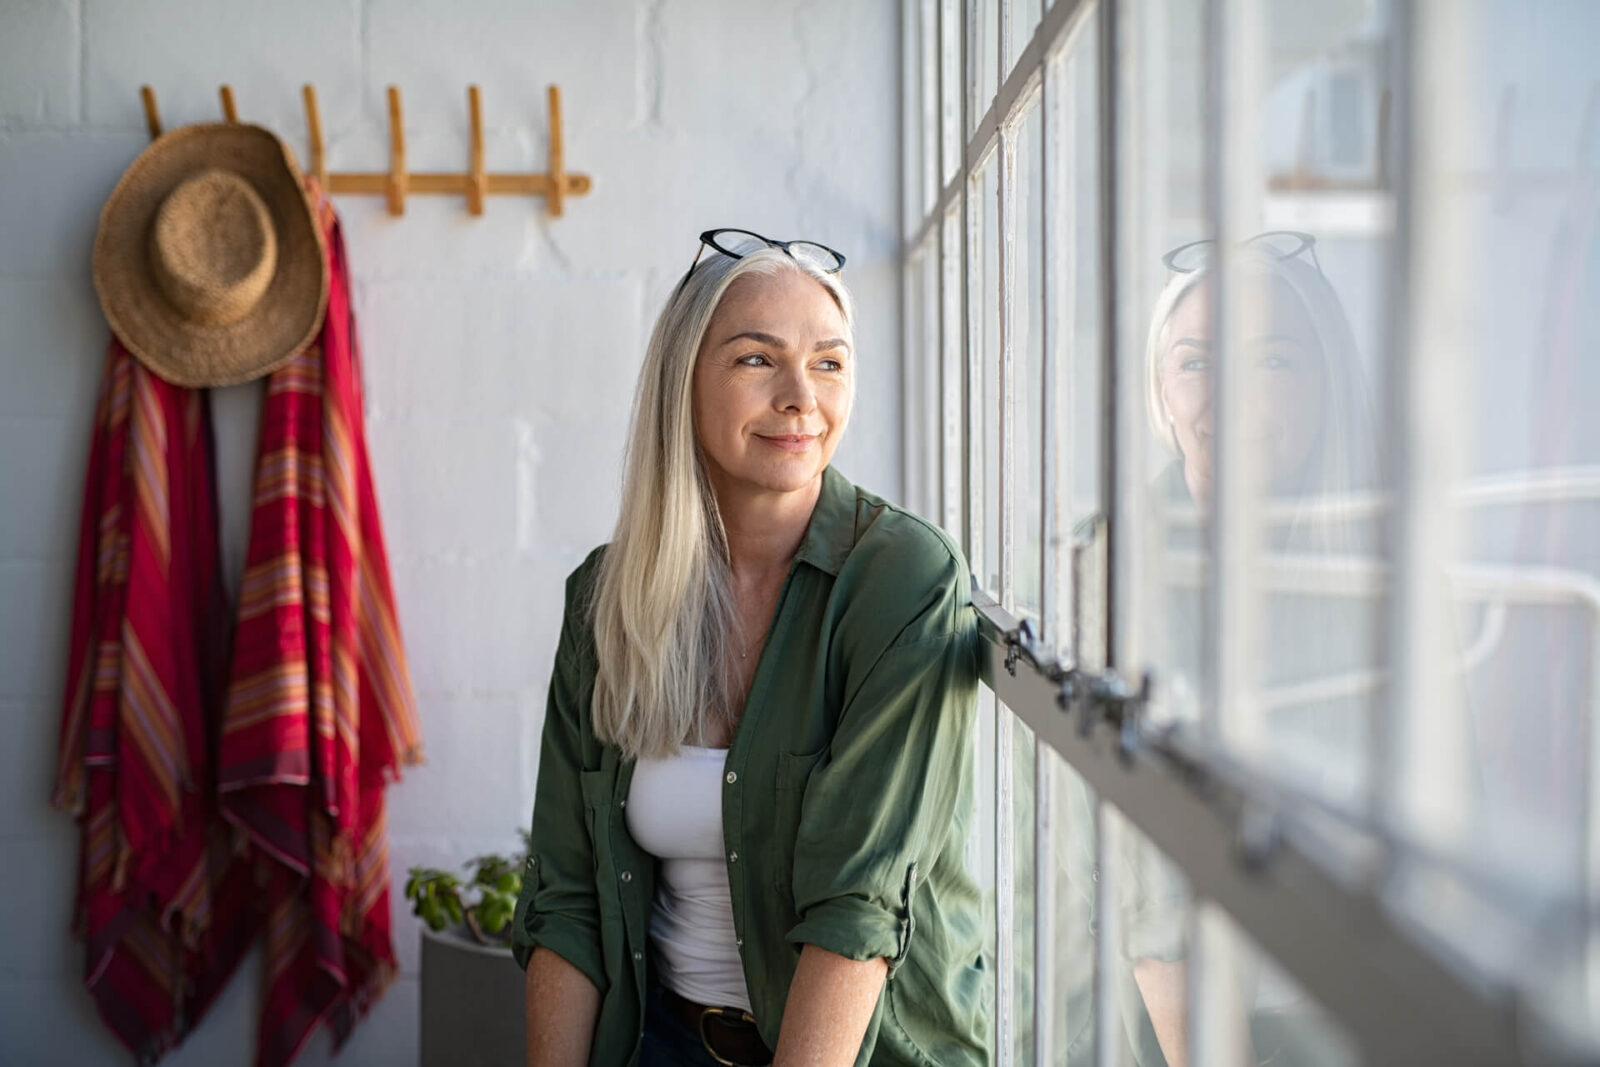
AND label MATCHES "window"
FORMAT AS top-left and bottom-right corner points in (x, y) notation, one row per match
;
(902, 0), (1600, 1062)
